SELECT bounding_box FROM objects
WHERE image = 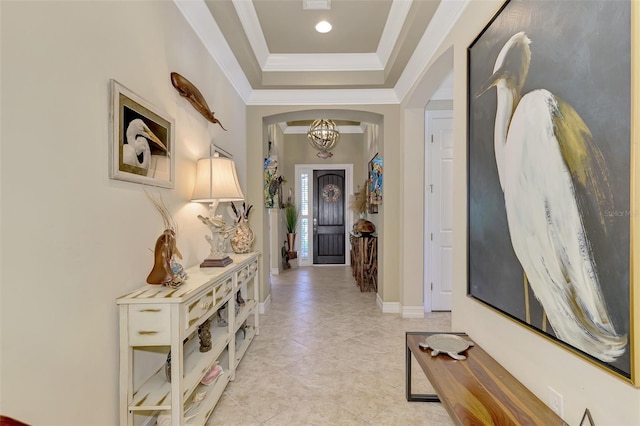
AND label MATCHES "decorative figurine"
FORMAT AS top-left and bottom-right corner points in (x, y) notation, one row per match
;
(147, 229), (175, 285)
(198, 318), (212, 352)
(230, 202), (255, 254)
(145, 192), (187, 287)
(170, 72), (226, 130)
